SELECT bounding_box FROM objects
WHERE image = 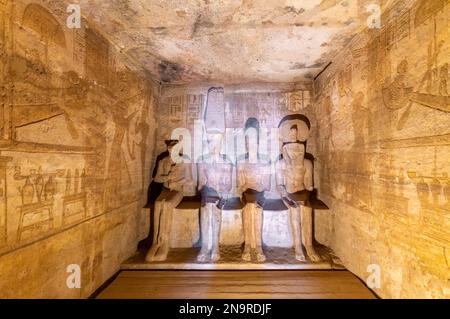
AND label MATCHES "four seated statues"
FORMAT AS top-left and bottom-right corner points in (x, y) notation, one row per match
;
(145, 114), (327, 263)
